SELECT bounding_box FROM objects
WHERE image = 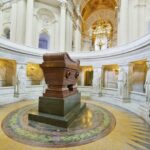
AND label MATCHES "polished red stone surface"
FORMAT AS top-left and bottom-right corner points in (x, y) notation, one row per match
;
(40, 53), (80, 98)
